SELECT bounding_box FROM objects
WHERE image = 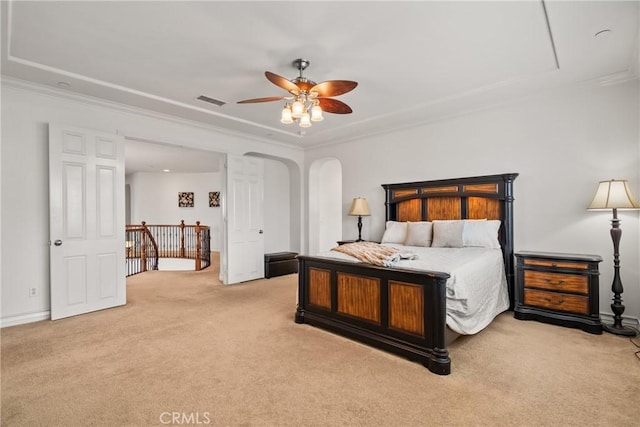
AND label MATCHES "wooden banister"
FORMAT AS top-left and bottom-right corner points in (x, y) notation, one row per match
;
(125, 221), (211, 276)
